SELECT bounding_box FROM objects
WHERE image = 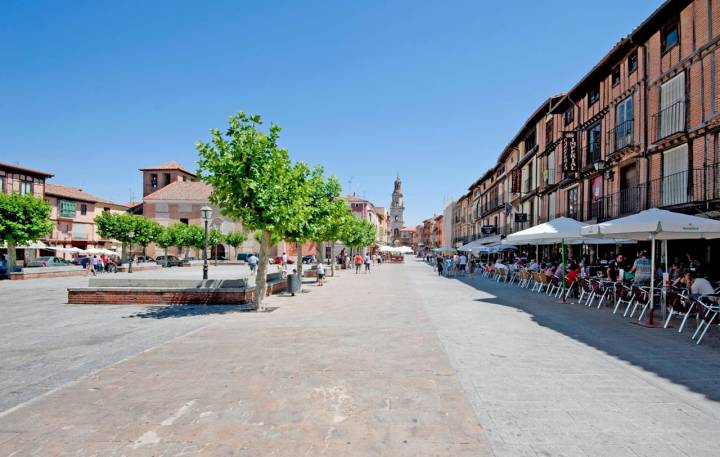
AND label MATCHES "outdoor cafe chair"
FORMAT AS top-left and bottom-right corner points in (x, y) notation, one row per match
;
(589, 279), (612, 309)
(496, 268), (507, 283)
(613, 283), (634, 315)
(663, 290), (696, 332)
(535, 273), (550, 294)
(547, 275), (563, 297)
(628, 286), (651, 319)
(636, 281), (663, 321)
(577, 278), (594, 306)
(691, 296), (719, 345)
